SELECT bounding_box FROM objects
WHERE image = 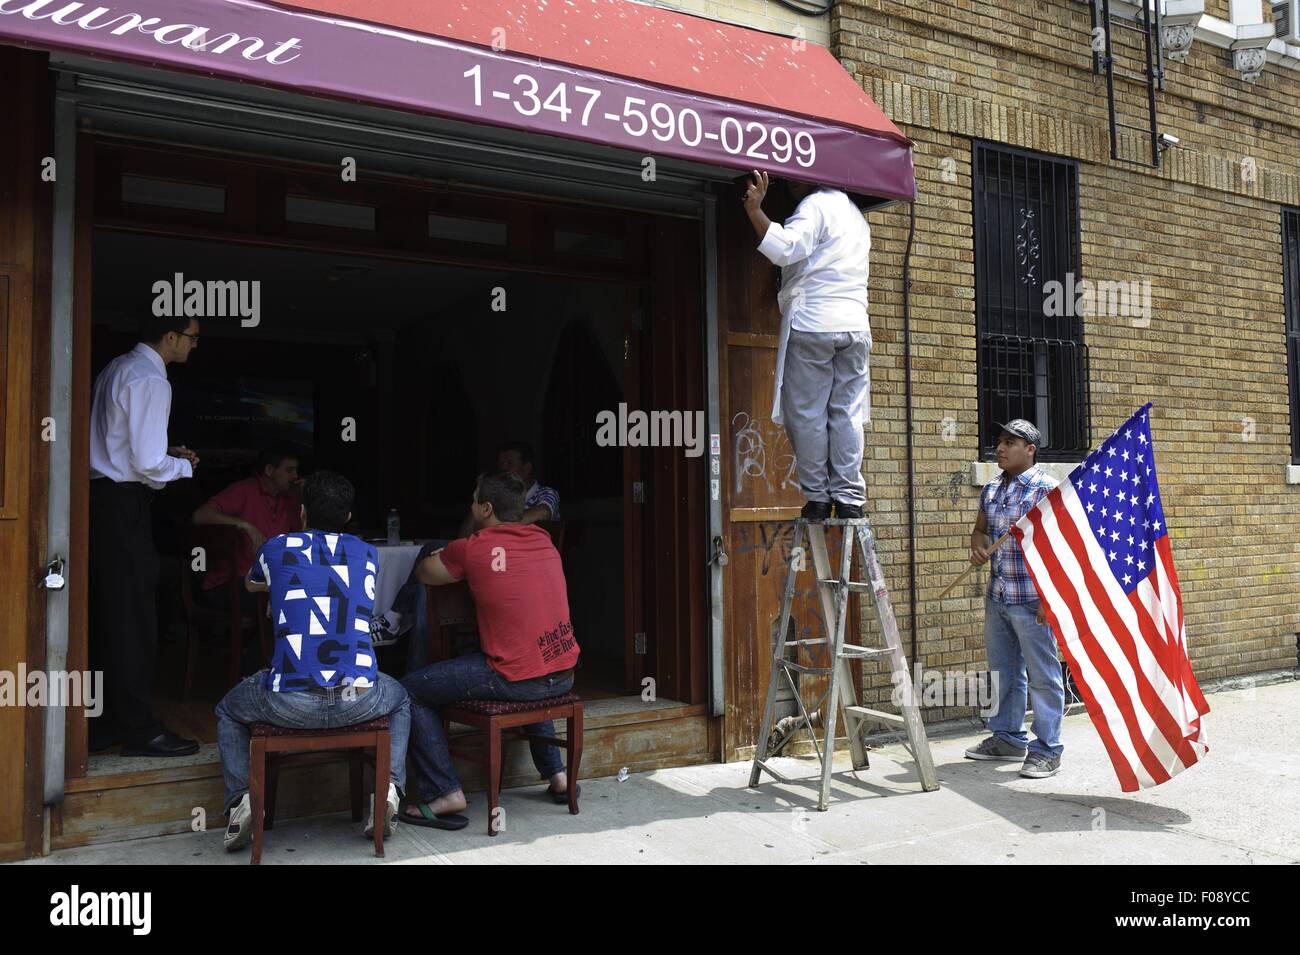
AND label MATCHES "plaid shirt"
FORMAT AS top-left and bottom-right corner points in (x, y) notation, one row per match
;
(979, 464), (1059, 605)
